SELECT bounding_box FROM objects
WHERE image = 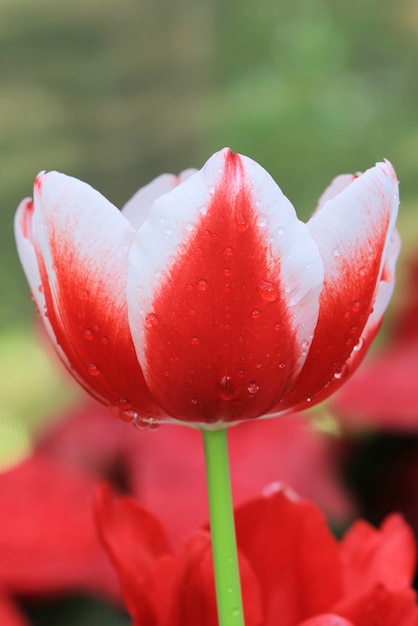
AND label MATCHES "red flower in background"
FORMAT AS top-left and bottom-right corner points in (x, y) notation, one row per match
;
(96, 484), (418, 626)
(0, 454), (118, 600)
(15, 149), (399, 426)
(0, 399), (351, 619)
(38, 400), (353, 546)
